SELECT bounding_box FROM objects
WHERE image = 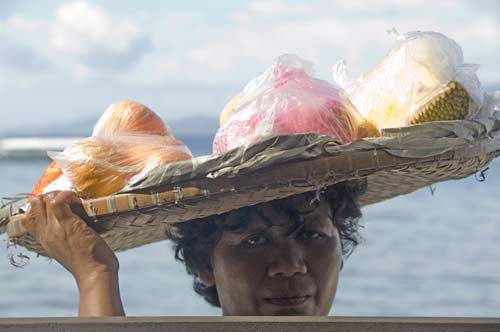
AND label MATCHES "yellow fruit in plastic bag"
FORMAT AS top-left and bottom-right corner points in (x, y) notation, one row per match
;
(219, 94), (241, 126)
(346, 31), (482, 130)
(355, 119), (381, 138)
(409, 81), (472, 124)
